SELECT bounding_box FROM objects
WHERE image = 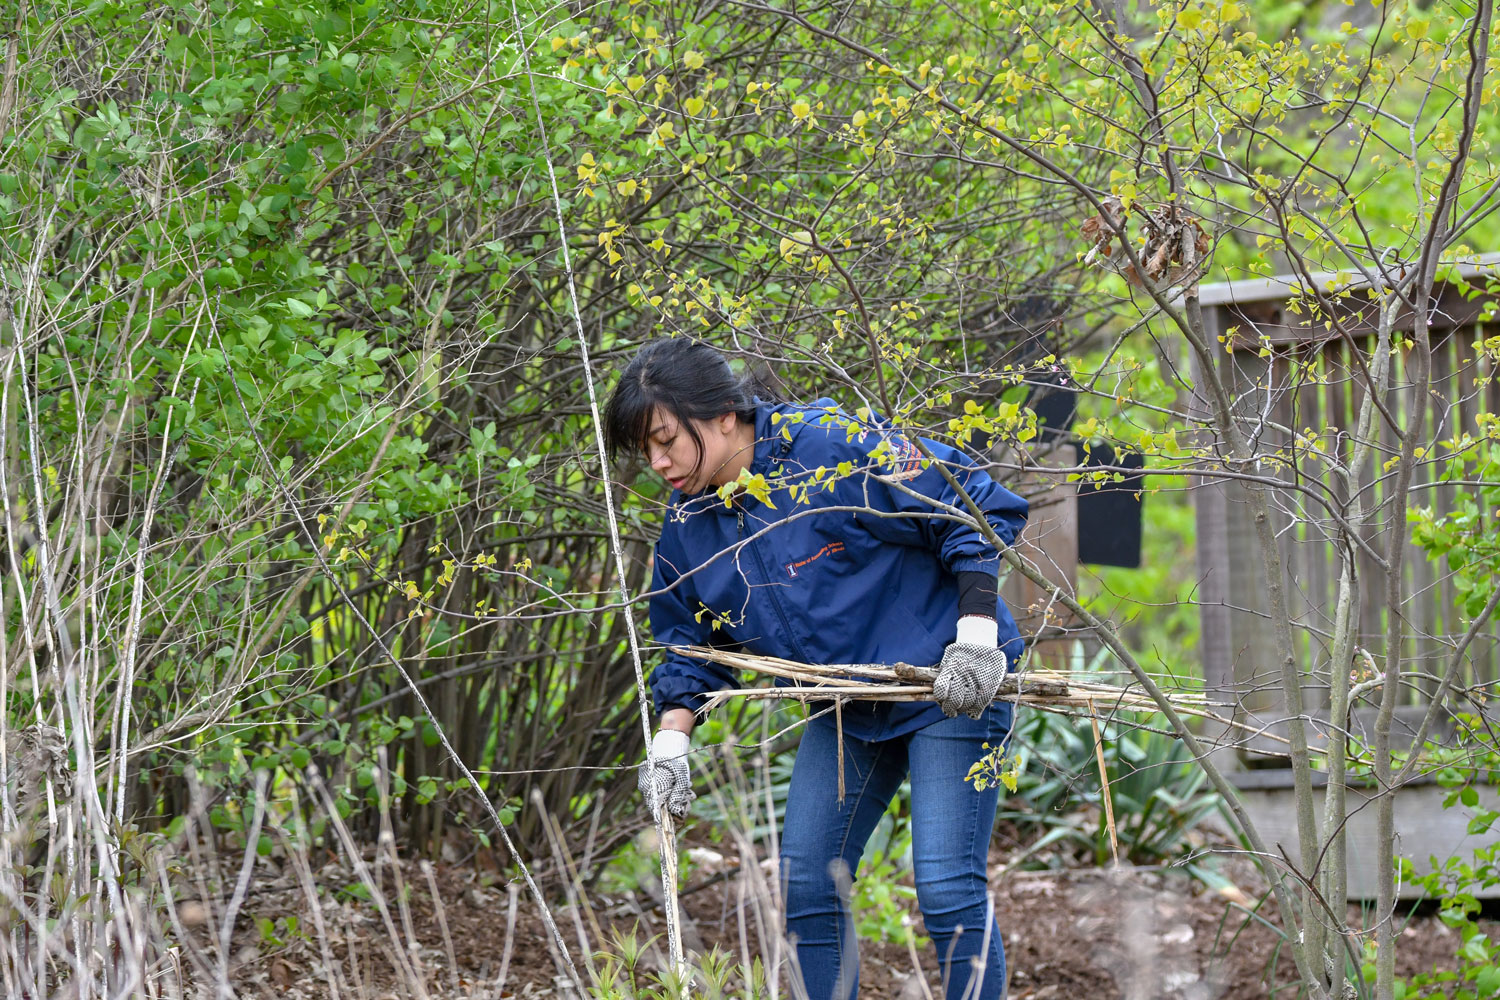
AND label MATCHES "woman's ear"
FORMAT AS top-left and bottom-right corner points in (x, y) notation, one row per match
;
(718, 410), (739, 434)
